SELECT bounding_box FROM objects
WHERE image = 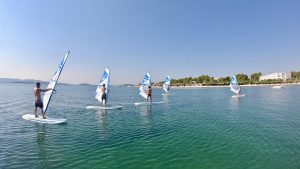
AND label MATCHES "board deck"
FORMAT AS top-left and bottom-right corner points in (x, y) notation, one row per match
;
(22, 114), (67, 124)
(86, 105), (123, 110)
(232, 94), (246, 98)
